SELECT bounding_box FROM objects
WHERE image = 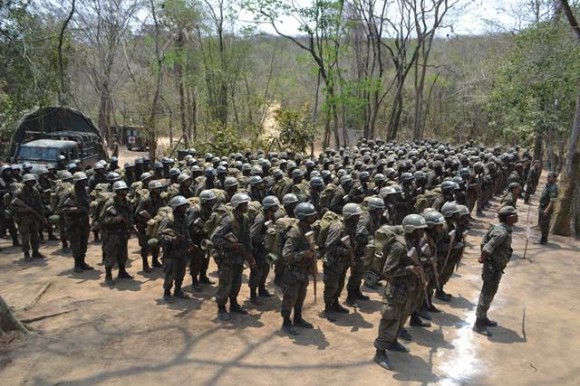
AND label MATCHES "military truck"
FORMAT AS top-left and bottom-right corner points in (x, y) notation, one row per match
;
(8, 107), (108, 169)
